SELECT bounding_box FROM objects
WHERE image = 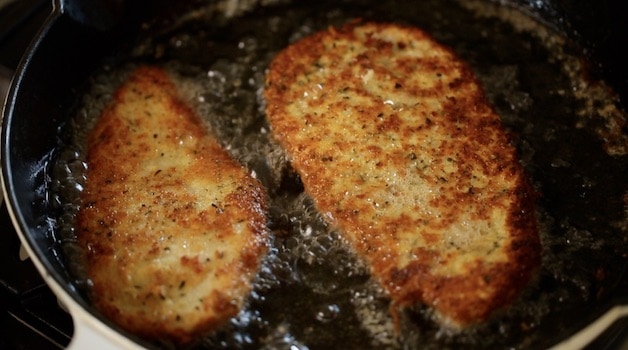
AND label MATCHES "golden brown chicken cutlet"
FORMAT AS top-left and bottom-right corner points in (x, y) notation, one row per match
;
(264, 22), (540, 328)
(77, 66), (268, 344)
